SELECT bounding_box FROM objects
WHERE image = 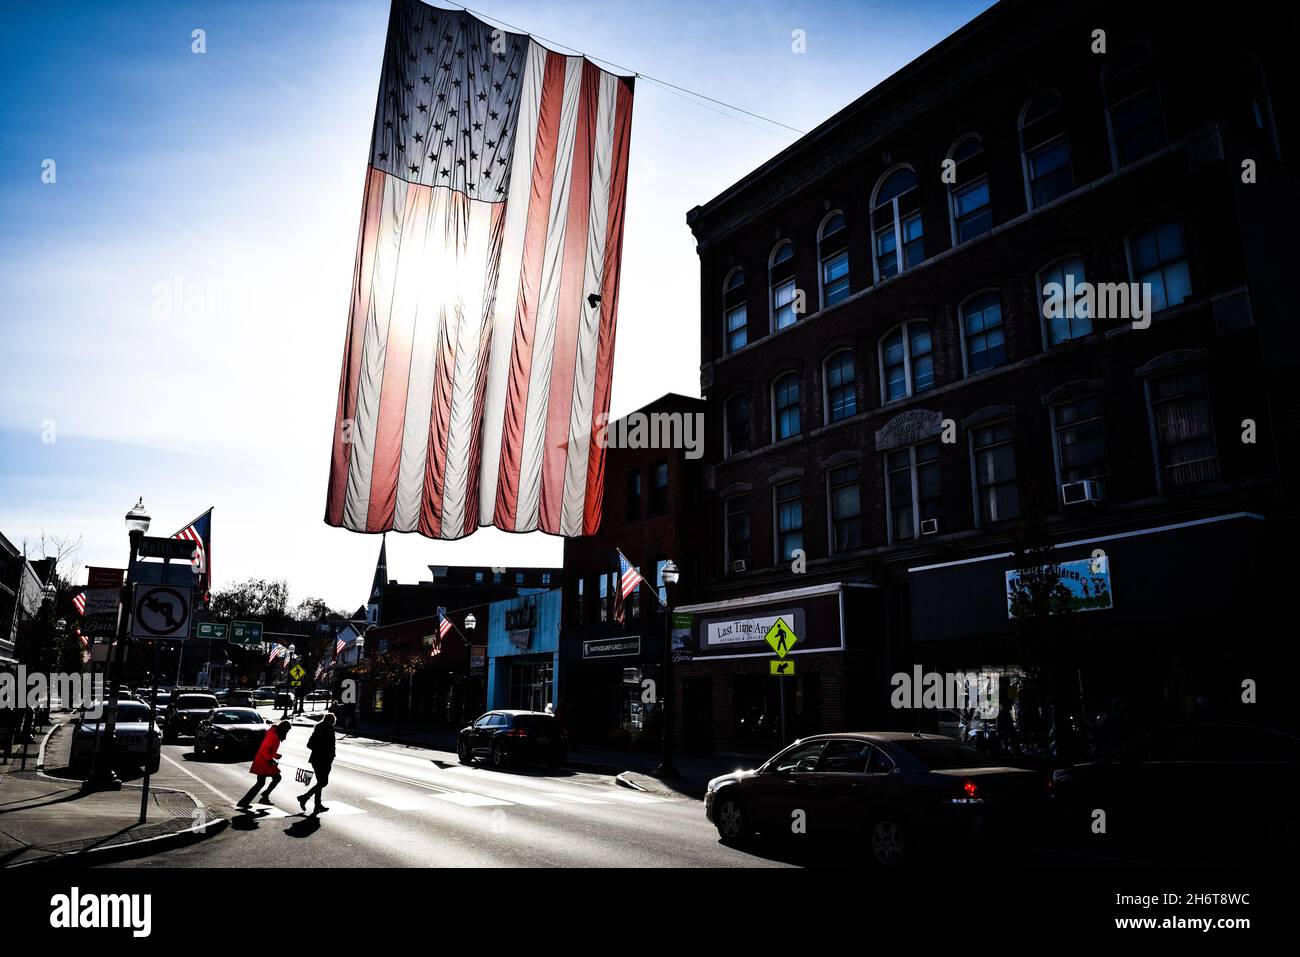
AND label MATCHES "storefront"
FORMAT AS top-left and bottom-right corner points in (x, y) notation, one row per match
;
(486, 589), (562, 713)
(560, 628), (665, 745)
(672, 582), (886, 755)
